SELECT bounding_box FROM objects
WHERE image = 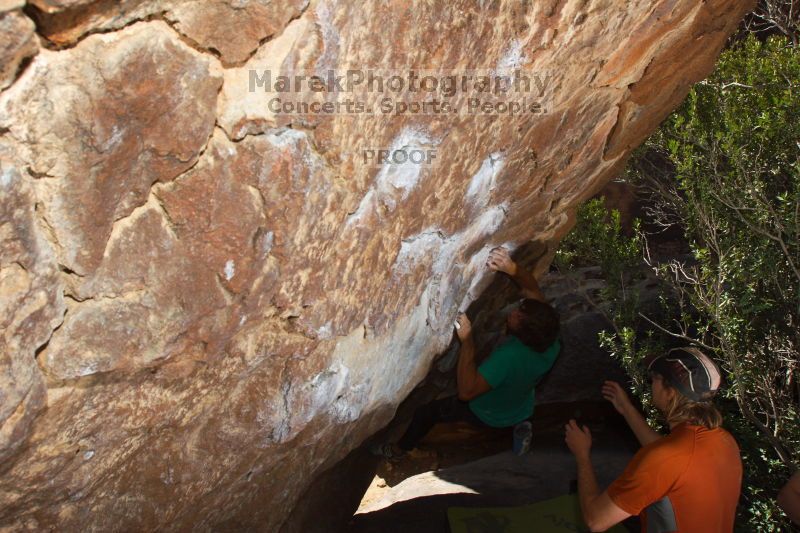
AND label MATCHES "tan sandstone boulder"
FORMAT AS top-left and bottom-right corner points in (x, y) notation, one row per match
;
(0, 0), (754, 531)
